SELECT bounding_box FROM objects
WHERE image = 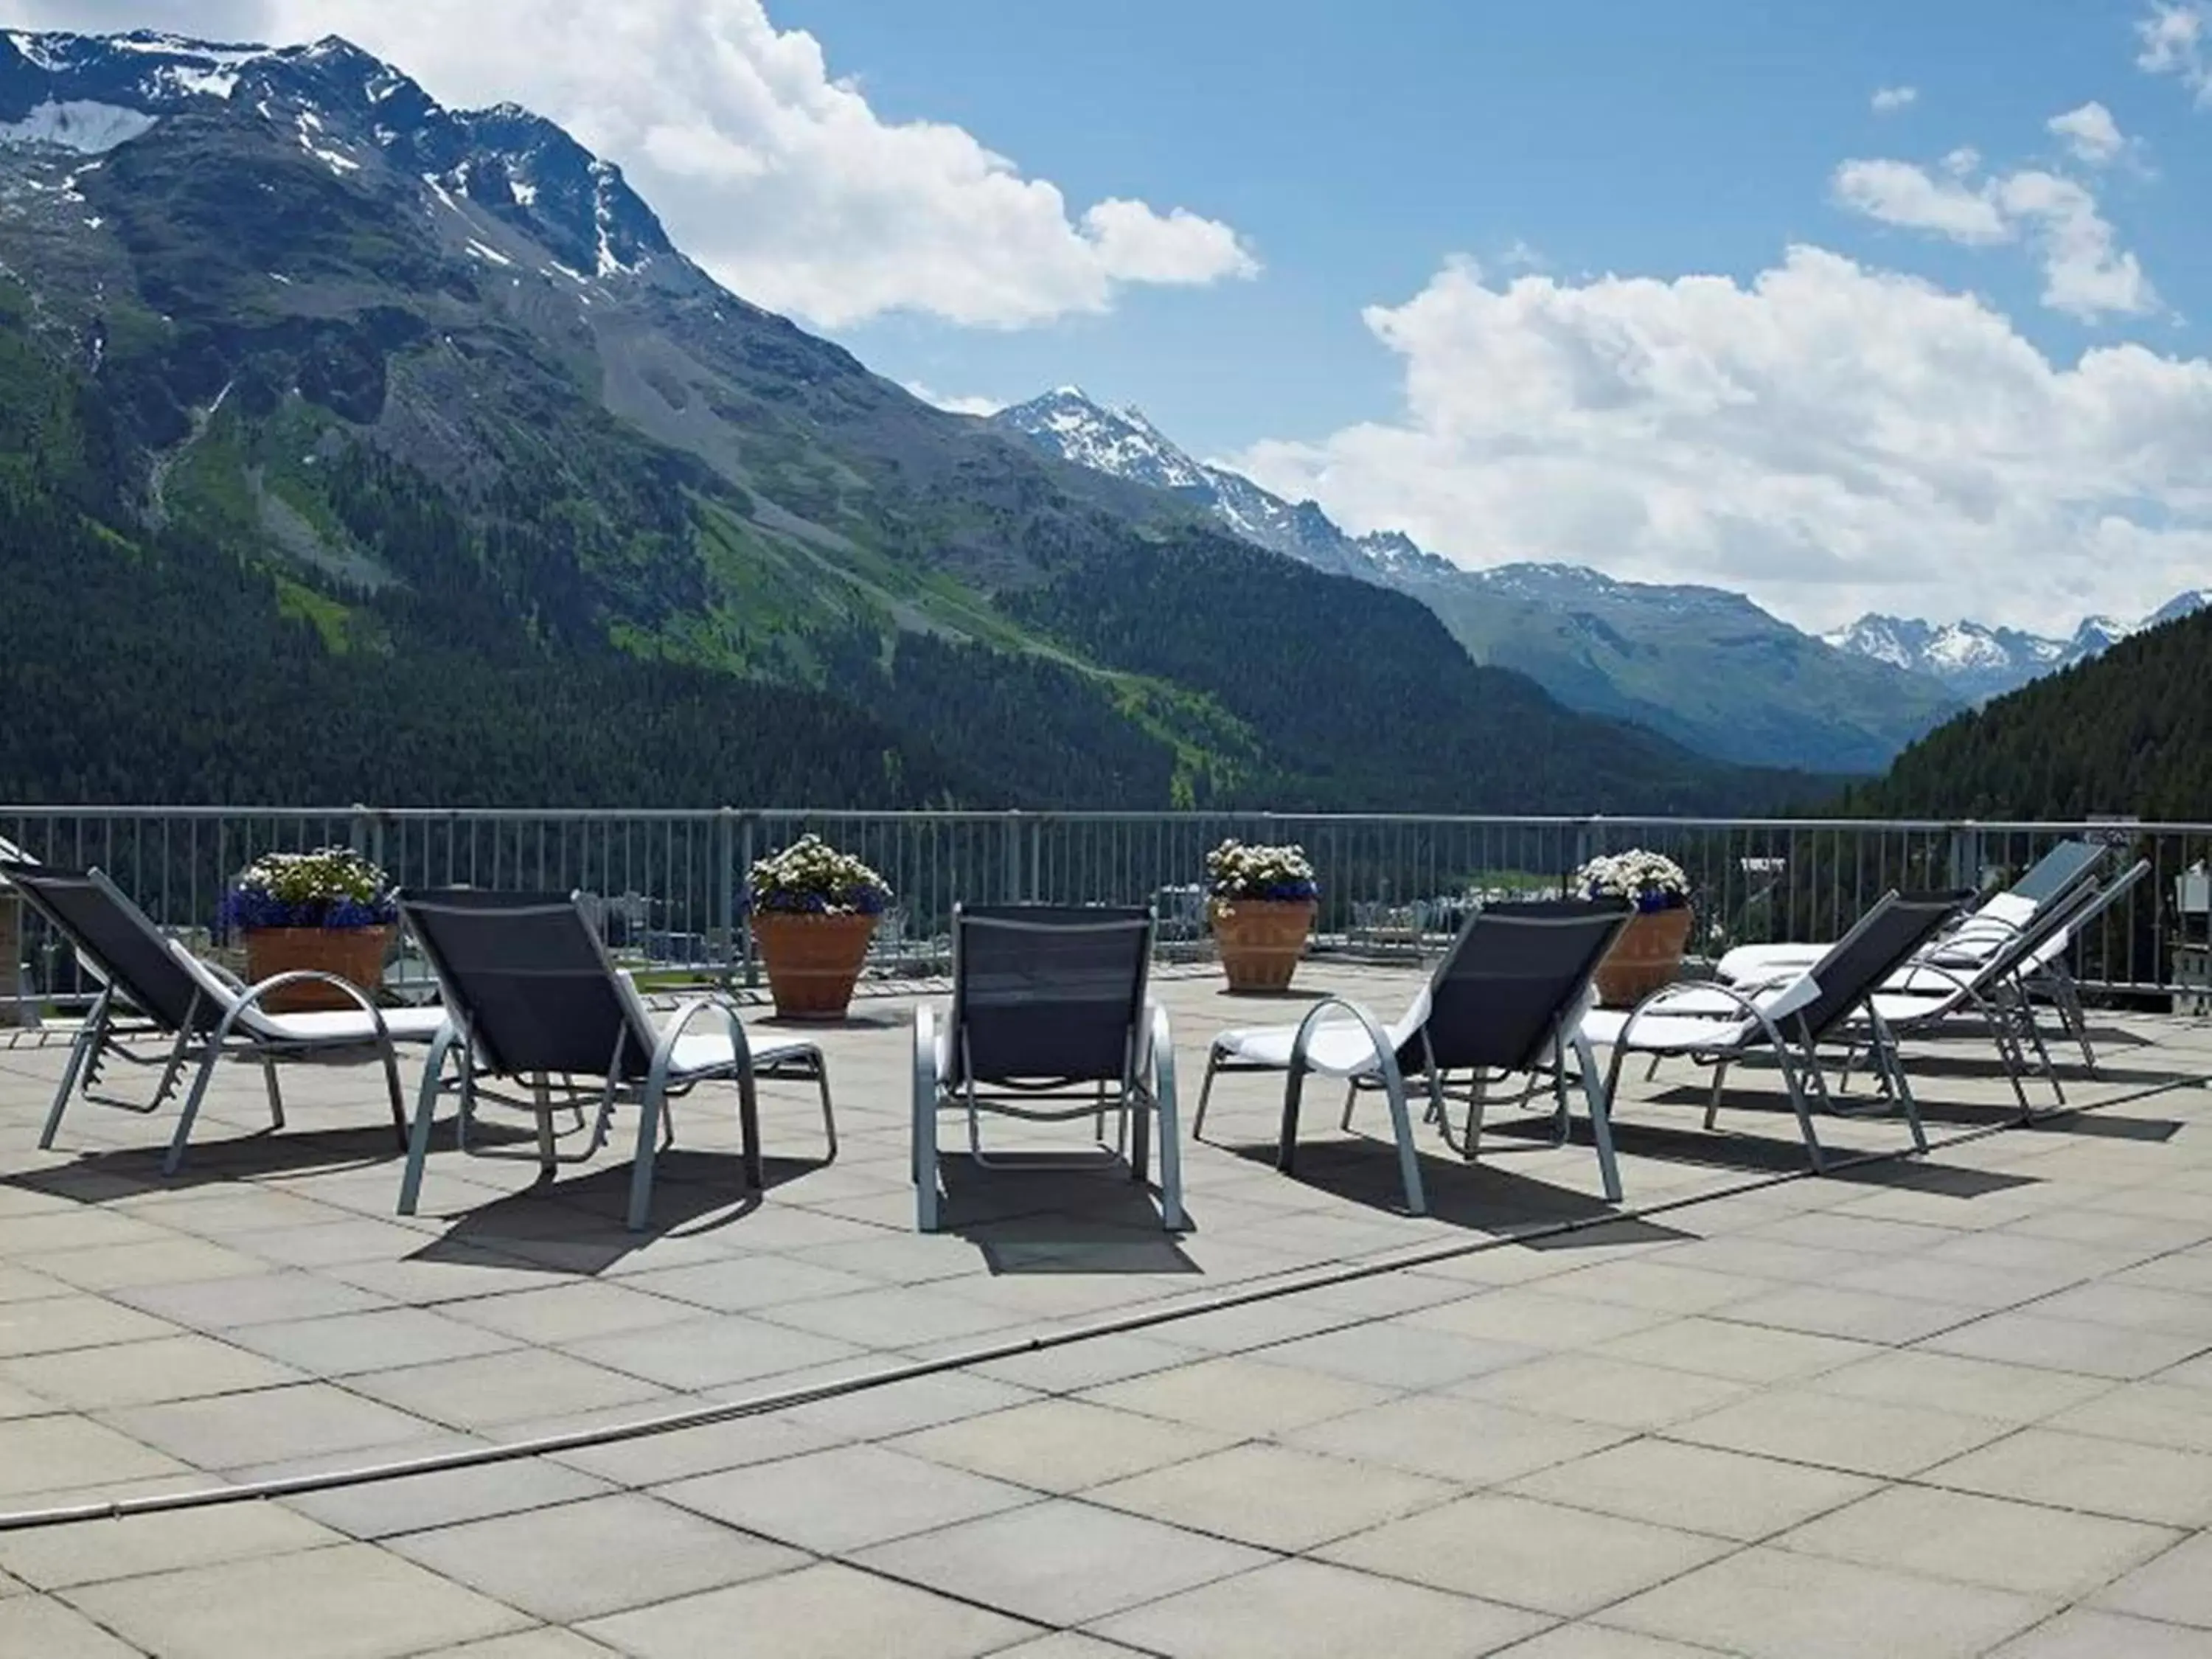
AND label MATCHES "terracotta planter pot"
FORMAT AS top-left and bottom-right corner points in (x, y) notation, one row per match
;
(752, 911), (878, 1018)
(1211, 897), (1317, 993)
(1592, 905), (1694, 1009)
(242, 925), (392, 1014)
